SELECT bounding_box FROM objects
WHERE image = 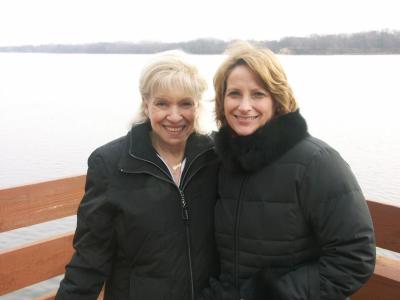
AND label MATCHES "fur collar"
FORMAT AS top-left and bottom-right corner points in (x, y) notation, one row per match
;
(215, 110), (309, 172)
